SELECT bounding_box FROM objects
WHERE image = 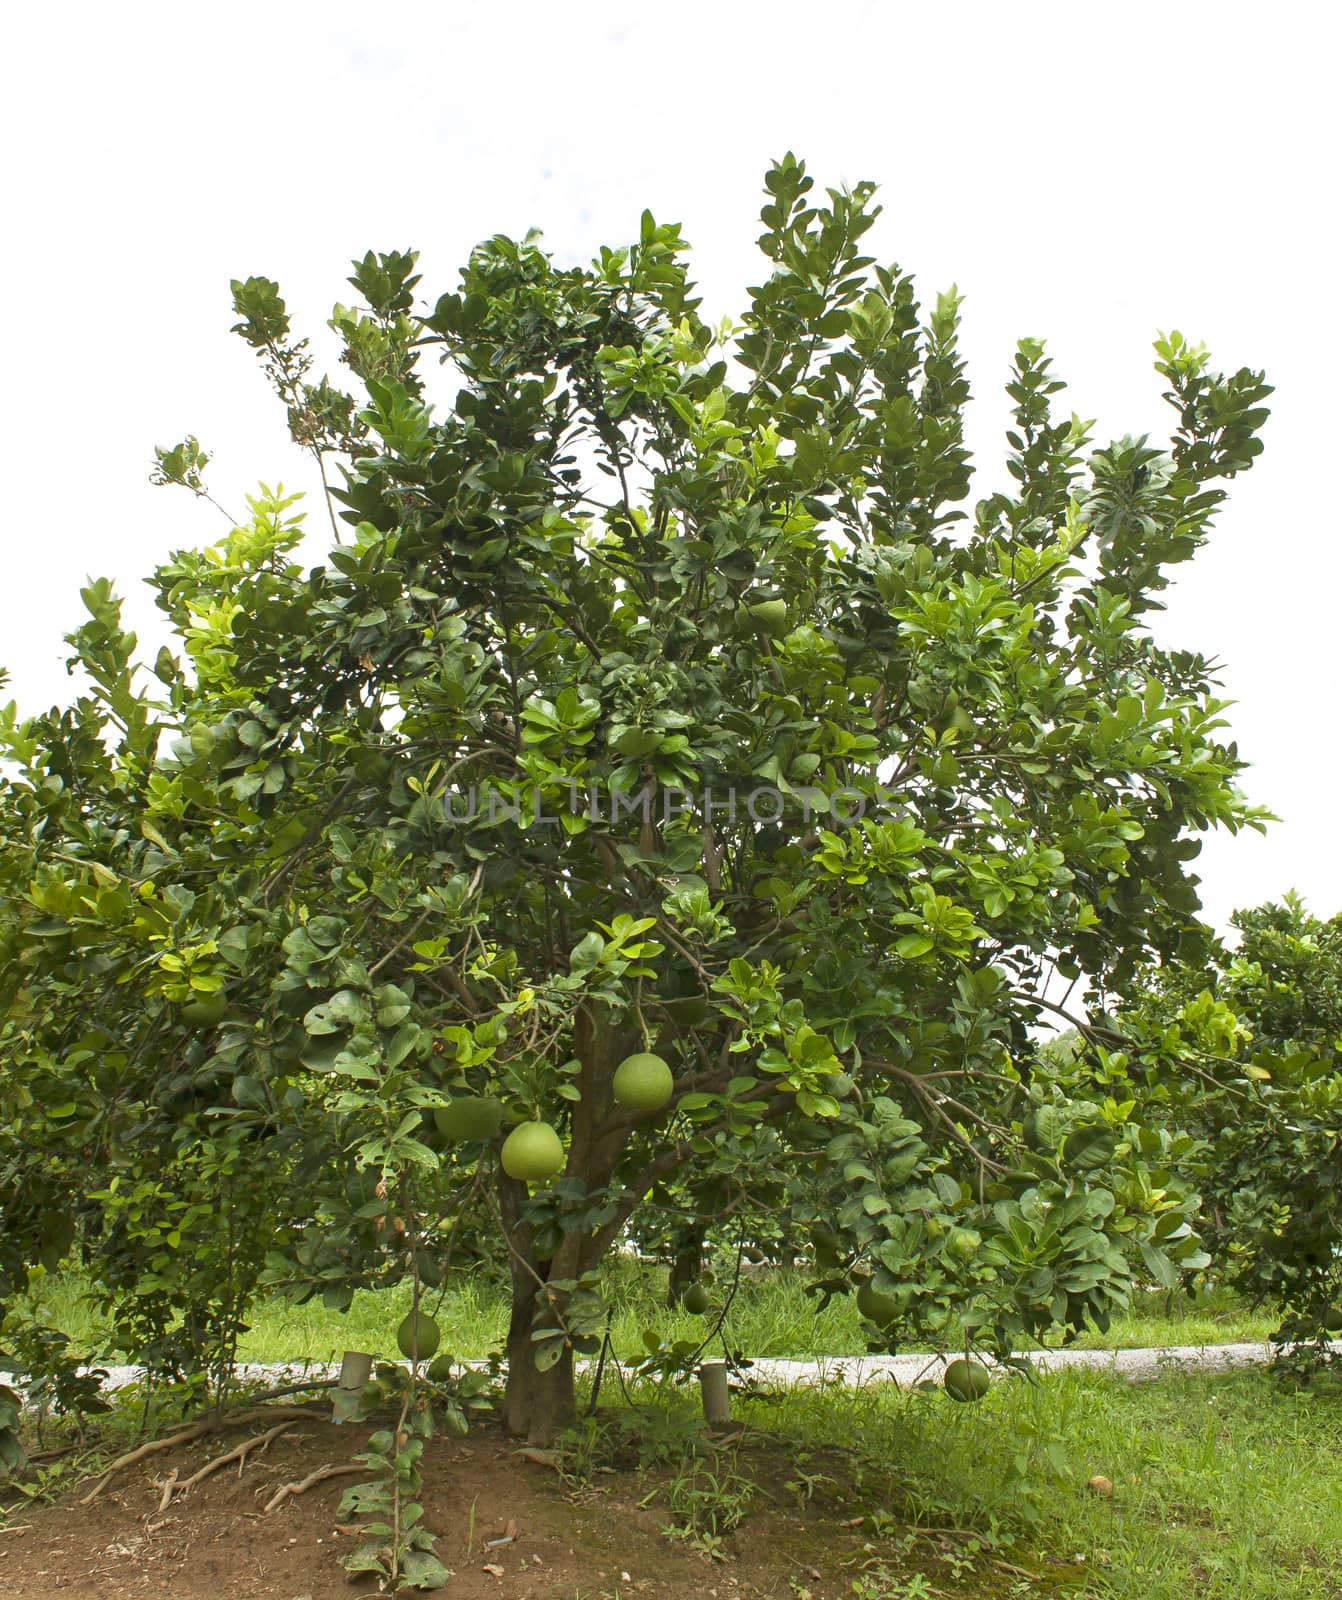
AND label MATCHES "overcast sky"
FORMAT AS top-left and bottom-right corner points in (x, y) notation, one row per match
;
(2, 1), (1337, 933)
